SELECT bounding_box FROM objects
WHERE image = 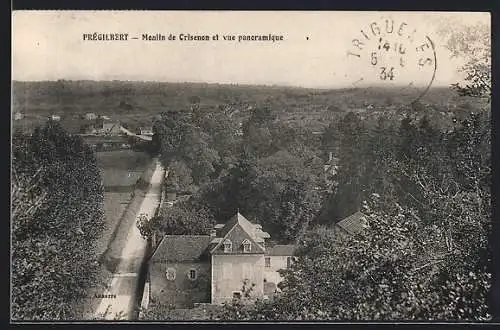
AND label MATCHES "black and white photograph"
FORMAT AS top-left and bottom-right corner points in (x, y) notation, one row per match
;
(11, 10), (493, 322)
